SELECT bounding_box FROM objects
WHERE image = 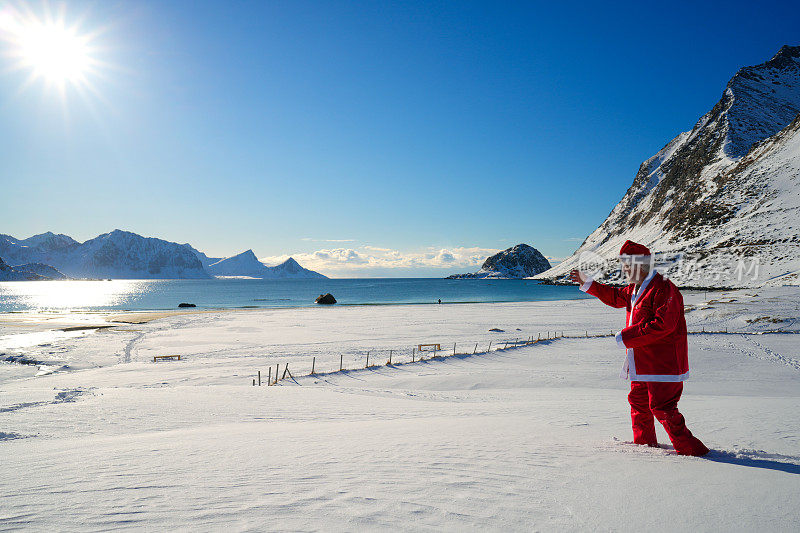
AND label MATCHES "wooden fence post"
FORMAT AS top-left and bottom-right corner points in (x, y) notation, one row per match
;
(389, 350), (393, 365)
(252, 379), (255, 386)
(258, 370), (261, 386)
(488, 341), (492, 352)
(453, 343), (456, 356)
(275, 364), (279, 384)
(311, 357), (315, 375)
(473, 343), (478, 354)
(366, 351), (369, 368)
(340, 354), (343, 371)
(412, 347), (415, 362)
(268, 367), (272, 385)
